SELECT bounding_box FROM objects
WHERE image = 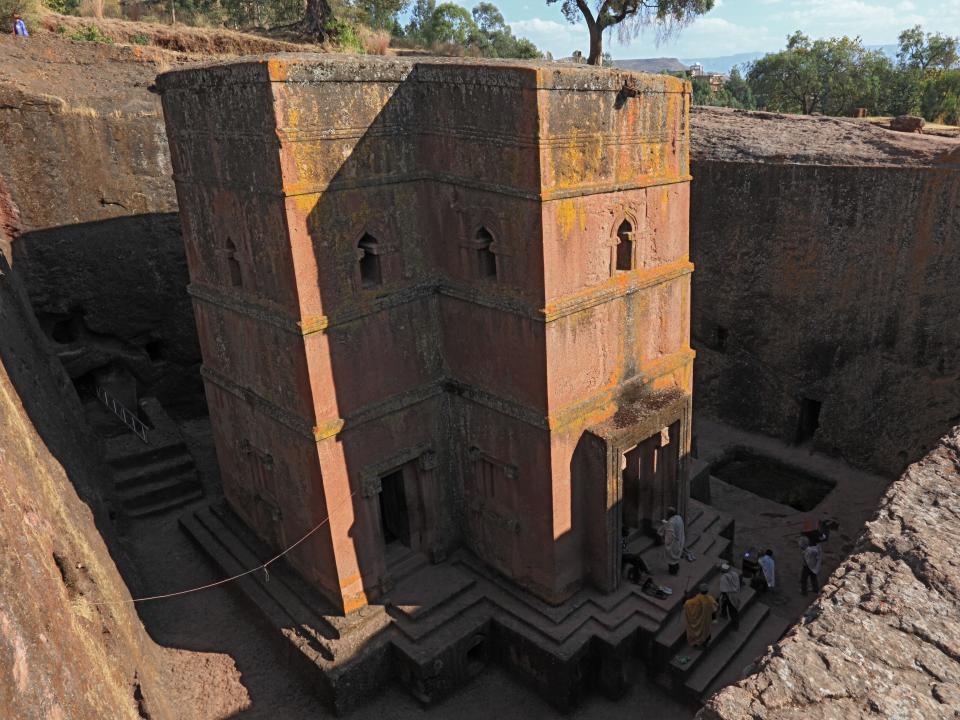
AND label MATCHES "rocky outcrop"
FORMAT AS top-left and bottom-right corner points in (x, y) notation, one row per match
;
(0, 252), (246, 719)
(690, 107), (960, 475)
(698, 425), (960, 719)
(891, 115), (925, 133)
